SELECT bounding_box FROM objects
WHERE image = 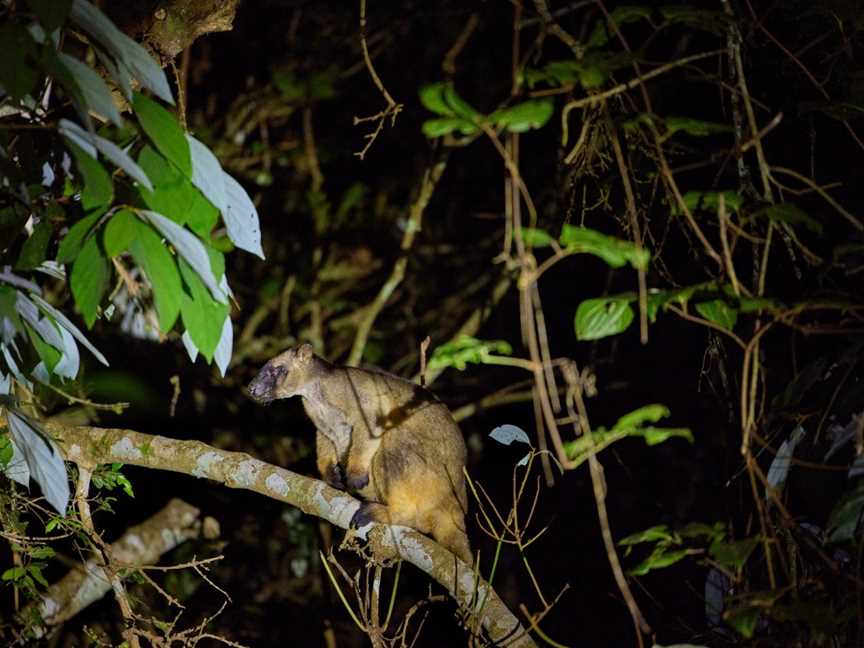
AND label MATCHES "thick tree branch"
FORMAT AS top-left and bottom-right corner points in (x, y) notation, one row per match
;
(32, 499), (201, 632)
(50, 423), (537, 647)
